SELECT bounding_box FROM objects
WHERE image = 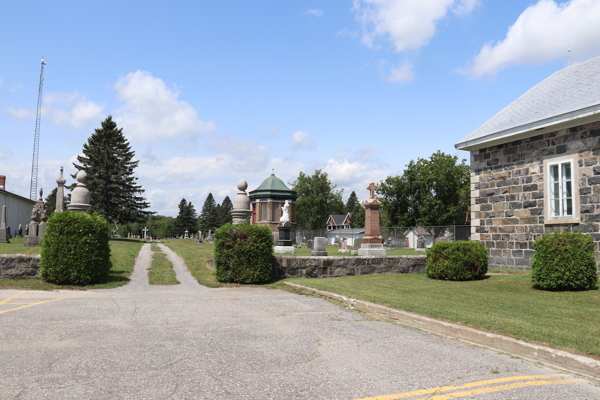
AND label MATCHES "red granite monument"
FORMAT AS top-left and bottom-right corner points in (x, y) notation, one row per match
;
(358, 182), (386, 256)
